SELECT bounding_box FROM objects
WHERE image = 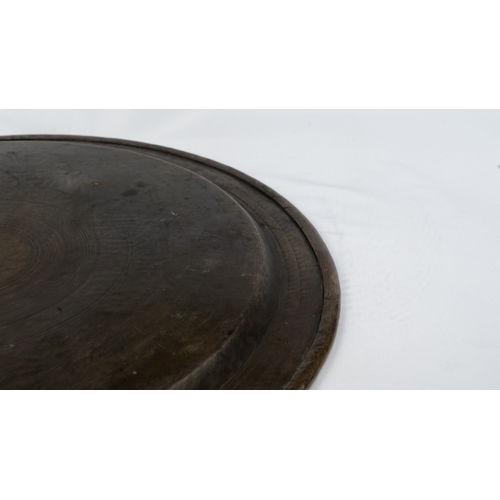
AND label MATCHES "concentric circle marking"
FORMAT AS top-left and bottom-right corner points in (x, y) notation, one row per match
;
(0, 231), (30, 284)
